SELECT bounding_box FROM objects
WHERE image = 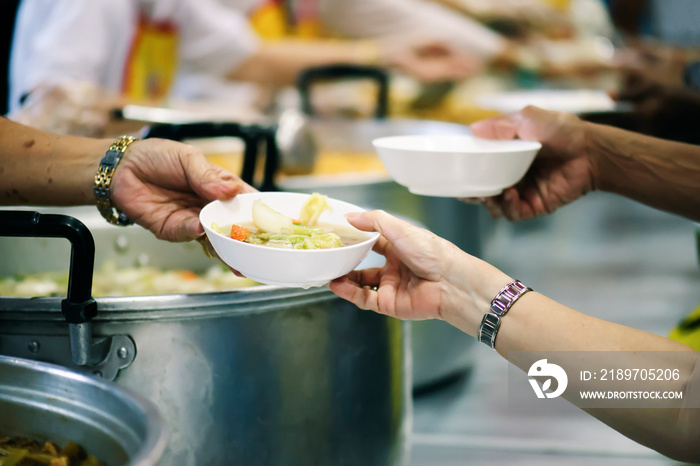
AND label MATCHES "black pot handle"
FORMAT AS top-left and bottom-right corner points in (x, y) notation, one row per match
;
(0, 211), (97, 365)
(0, 211), (96, 323)
(260, 126), (280, 192)
(142, 122), (279, 190)
(297, 64), (389, 119)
